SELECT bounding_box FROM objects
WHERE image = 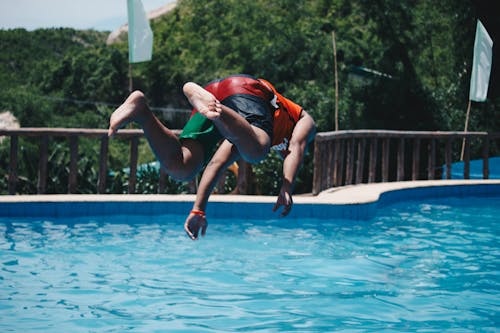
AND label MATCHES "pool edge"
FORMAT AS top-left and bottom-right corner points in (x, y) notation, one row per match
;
(1, 180), (499, 220)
